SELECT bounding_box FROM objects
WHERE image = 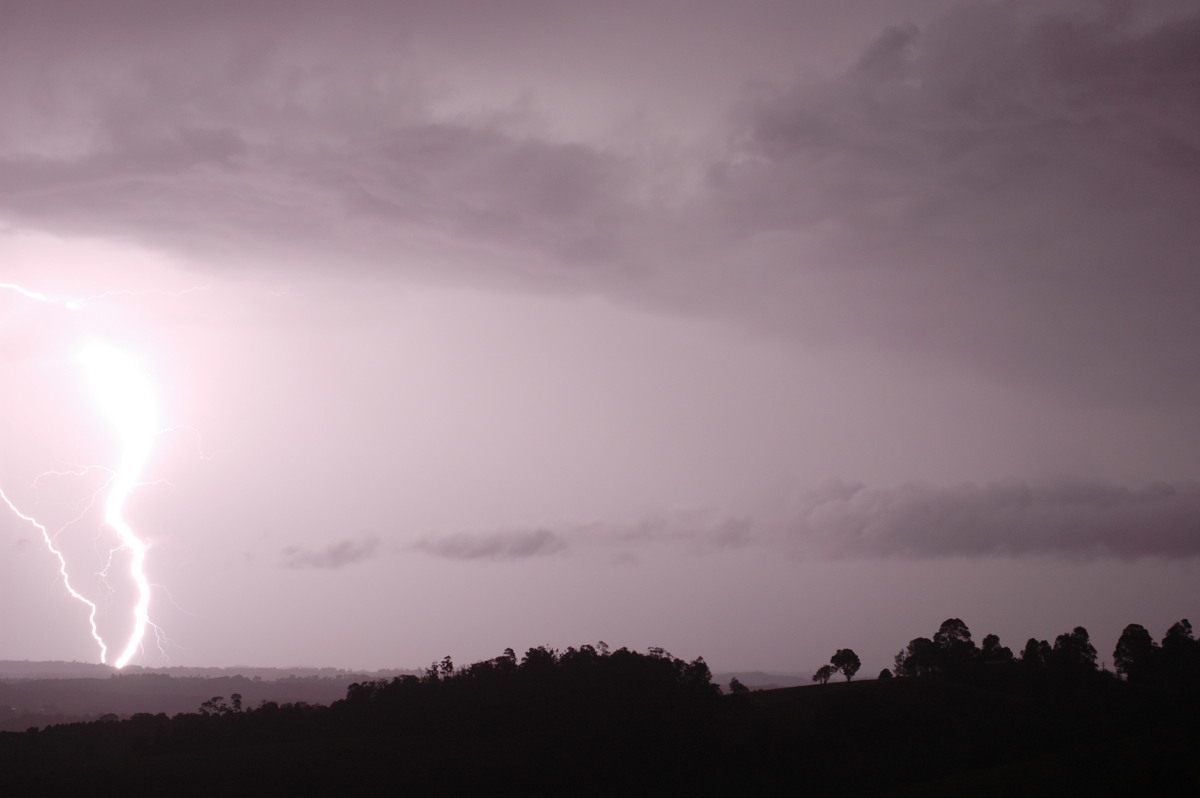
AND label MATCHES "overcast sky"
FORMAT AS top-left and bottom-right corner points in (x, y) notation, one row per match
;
(2, 0), (1198, 675)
